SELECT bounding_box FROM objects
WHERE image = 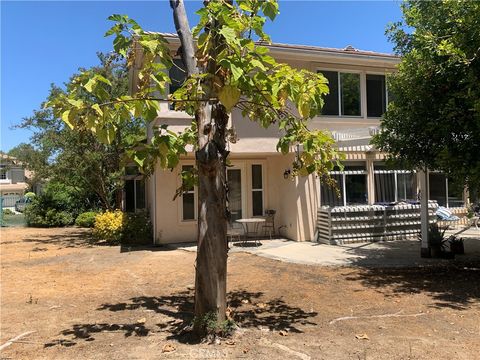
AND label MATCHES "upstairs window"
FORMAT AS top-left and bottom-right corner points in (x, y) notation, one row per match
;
(0, 165), (6, 180)
(169, 59), (187, 95)
(366, 74), (387, 117)
(169, 59), (187, 109)
(319, 71), (361, 116)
